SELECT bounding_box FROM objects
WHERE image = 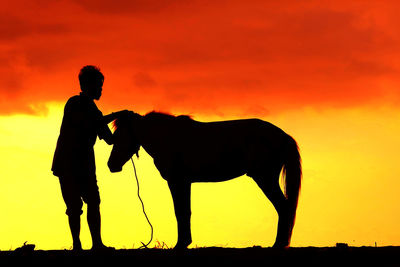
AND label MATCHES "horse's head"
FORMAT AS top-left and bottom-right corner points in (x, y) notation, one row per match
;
(108, 111), (142, 173)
